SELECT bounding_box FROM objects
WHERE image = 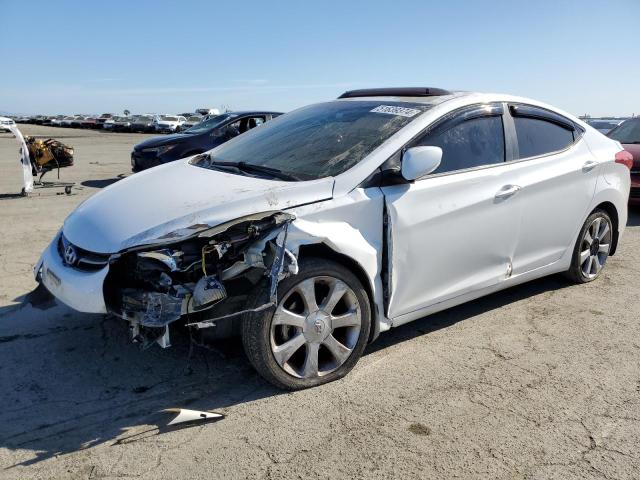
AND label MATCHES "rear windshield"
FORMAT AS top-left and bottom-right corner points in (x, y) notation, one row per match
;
(193, 101), (429, 179)
(608, 119), (640, 144)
